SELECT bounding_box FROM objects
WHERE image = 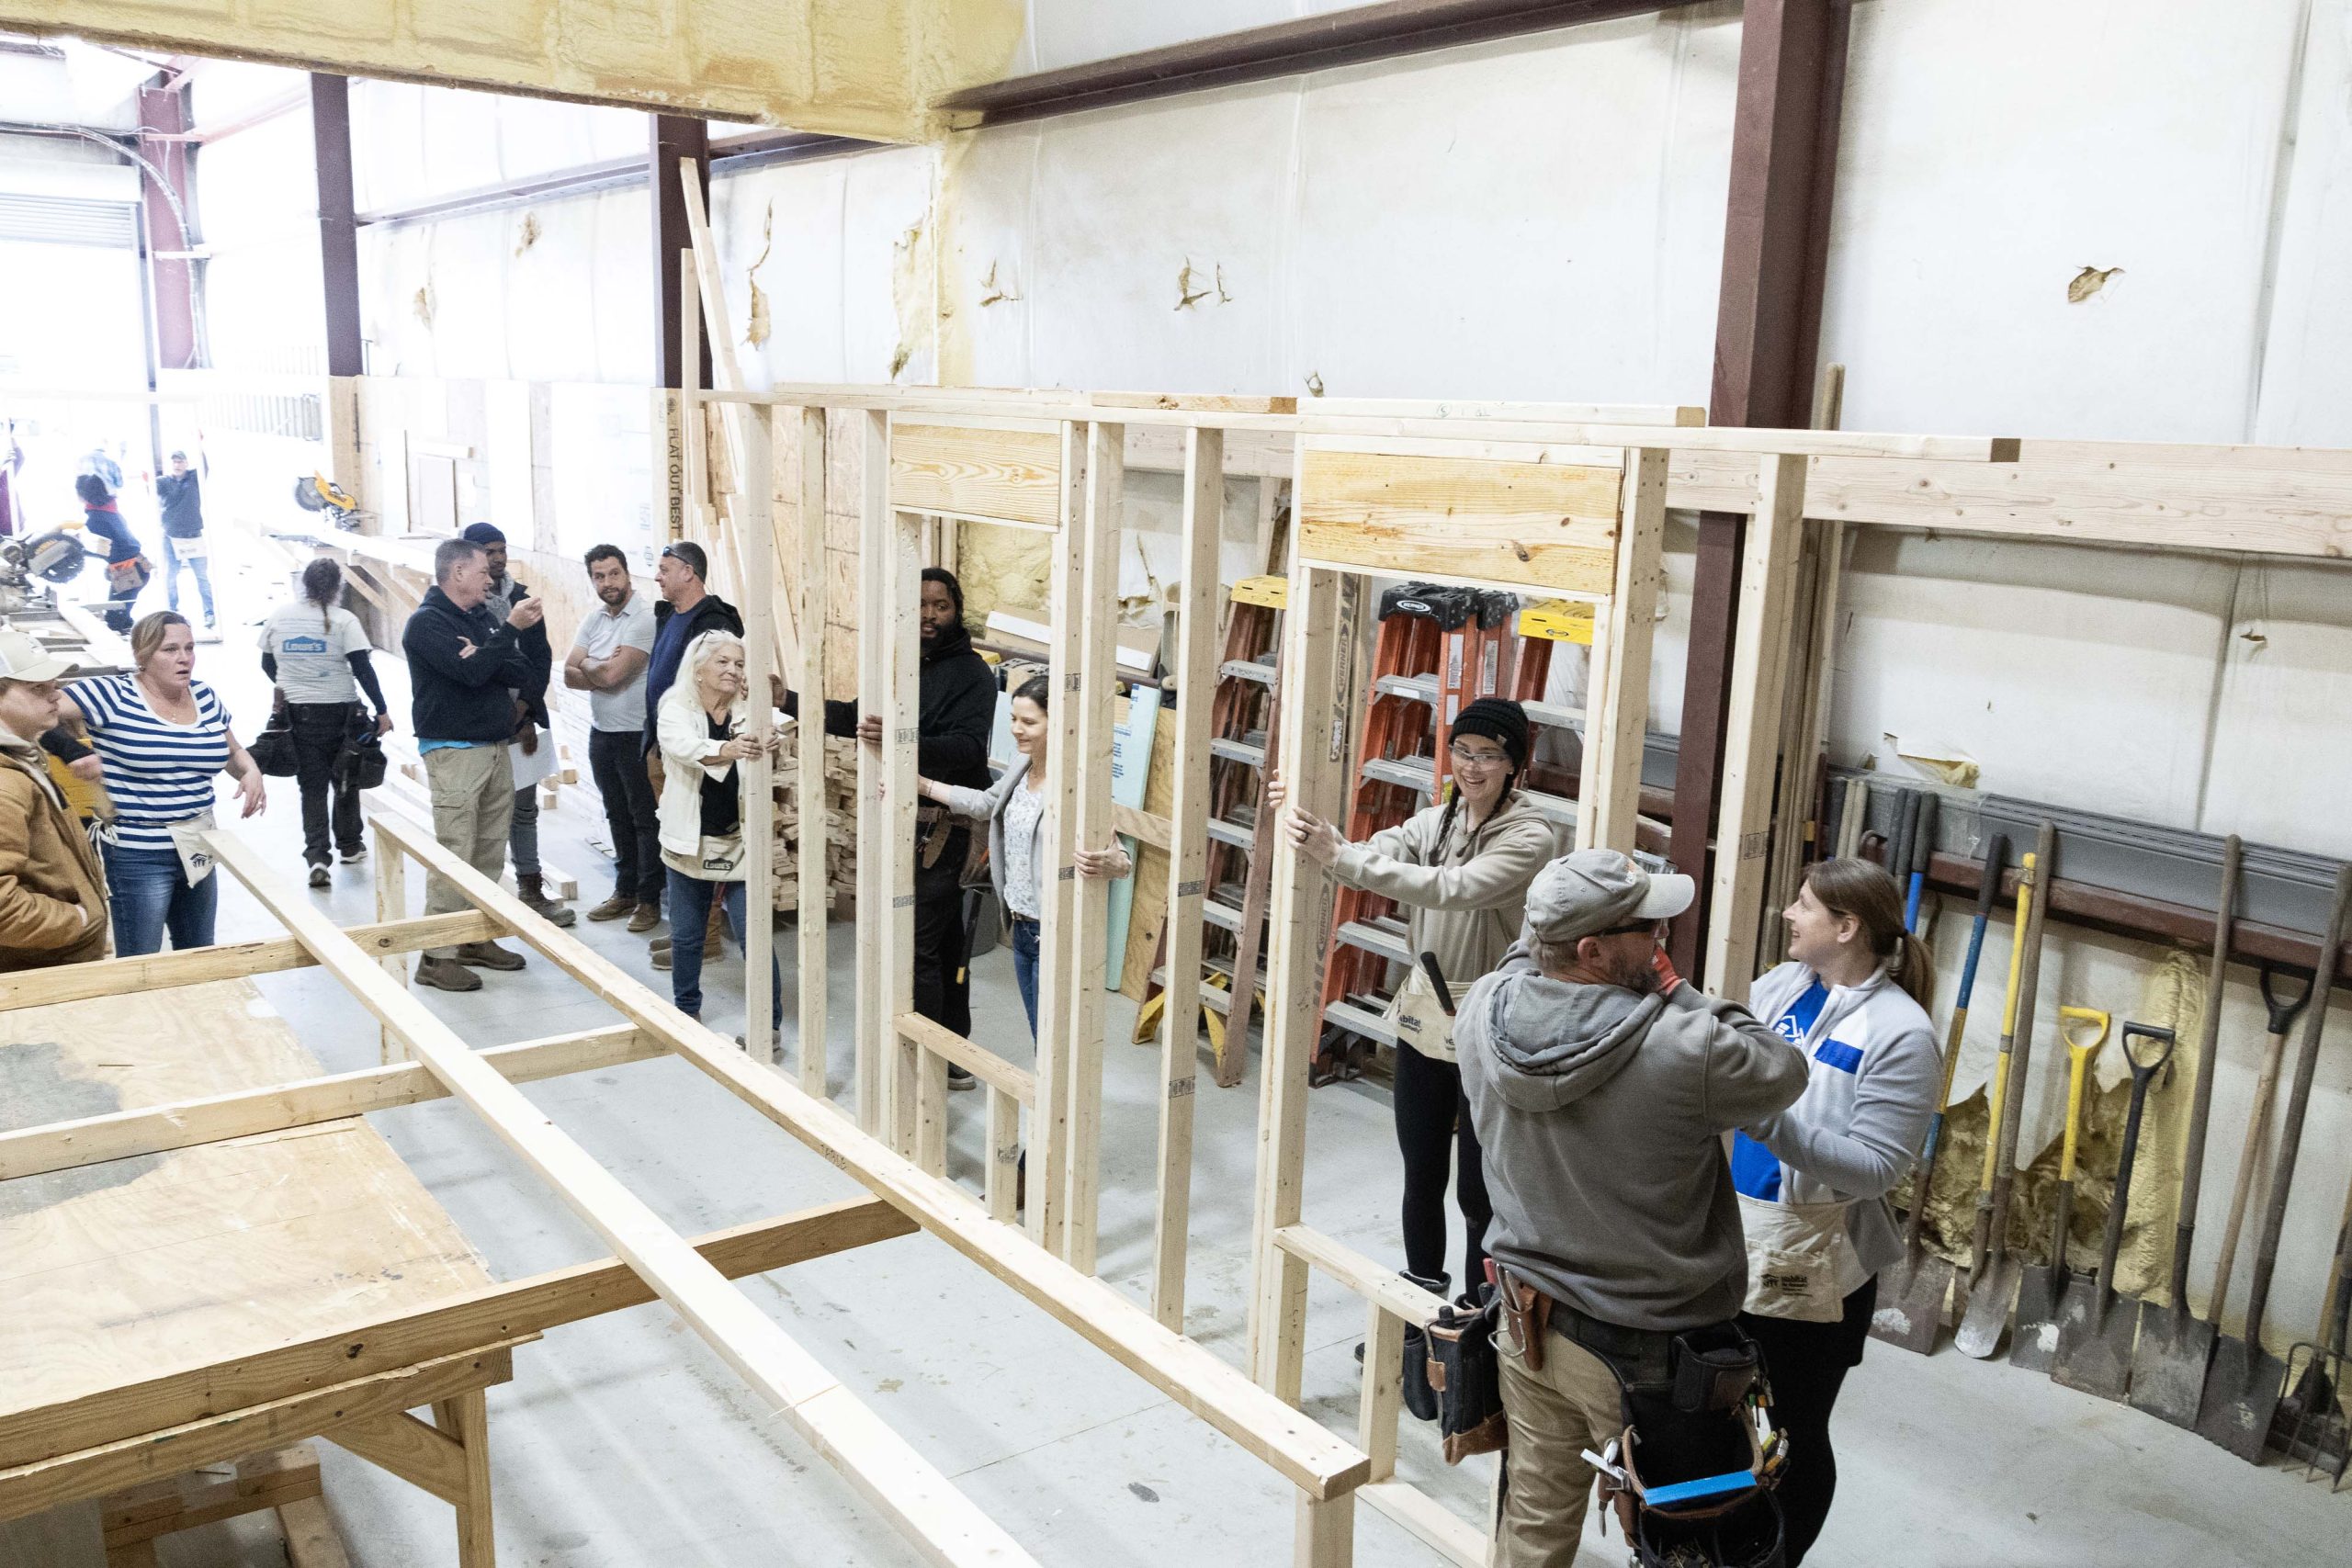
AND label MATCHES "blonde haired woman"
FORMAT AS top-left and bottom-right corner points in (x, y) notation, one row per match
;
(59, 611), (264, 955)
(656, 630), (786, 1035)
